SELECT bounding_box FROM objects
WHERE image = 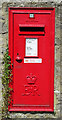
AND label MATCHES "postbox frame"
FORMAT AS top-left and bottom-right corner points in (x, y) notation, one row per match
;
(8, 7), (55, 112)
